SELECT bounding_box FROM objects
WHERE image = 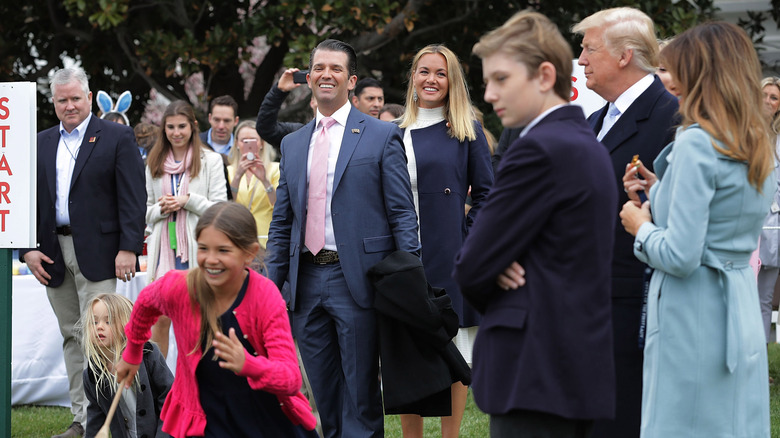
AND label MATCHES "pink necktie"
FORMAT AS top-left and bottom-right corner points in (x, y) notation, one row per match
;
(305, 117), (336, 255)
